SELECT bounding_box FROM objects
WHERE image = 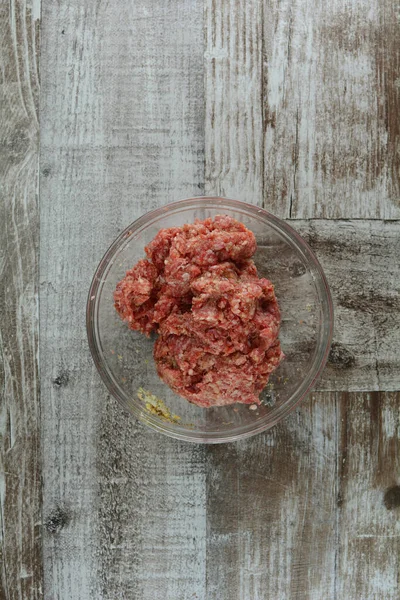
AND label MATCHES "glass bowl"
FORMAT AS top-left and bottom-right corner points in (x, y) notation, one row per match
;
(87, 197), (333, 443)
